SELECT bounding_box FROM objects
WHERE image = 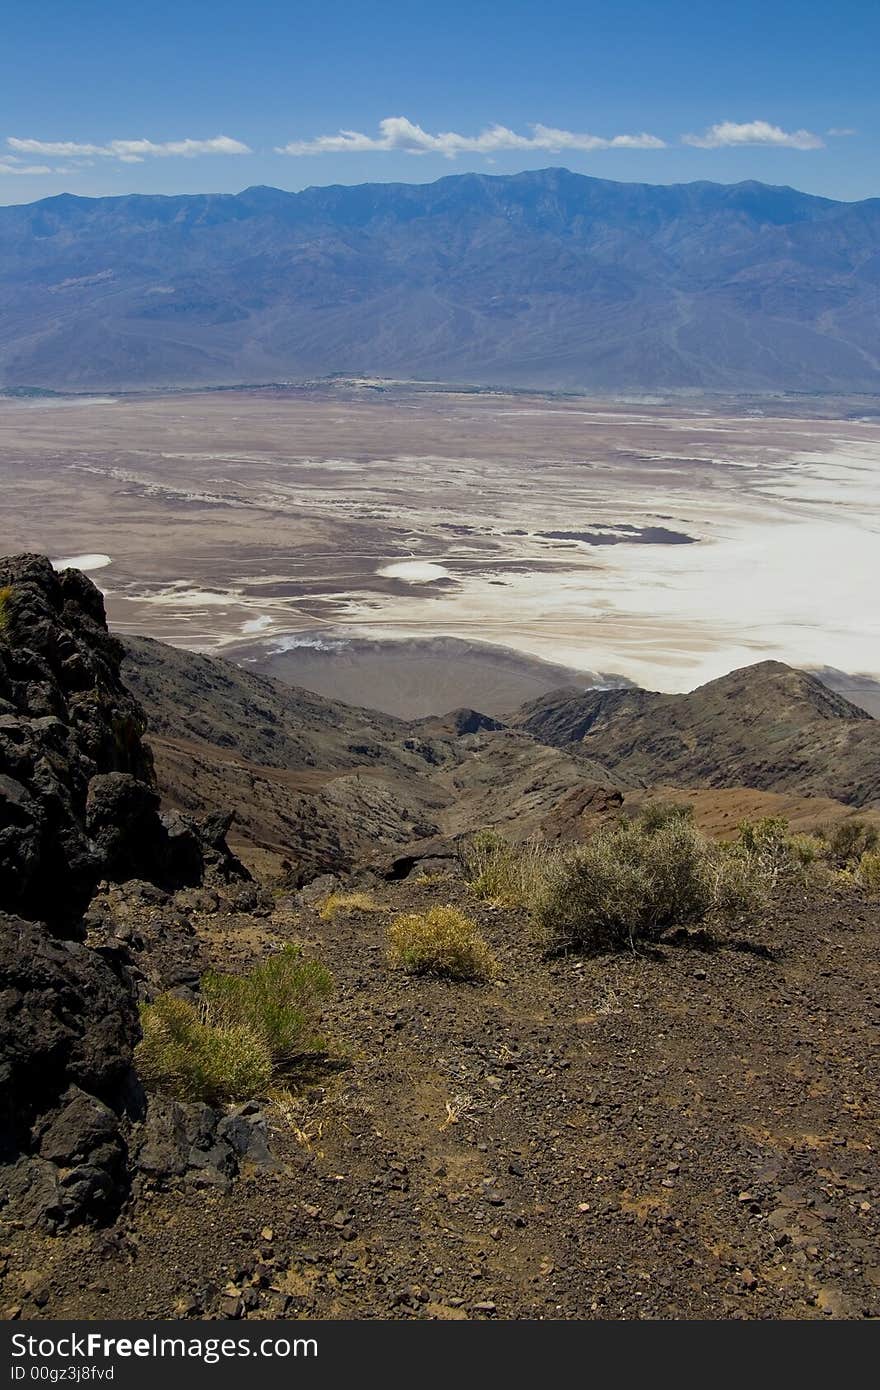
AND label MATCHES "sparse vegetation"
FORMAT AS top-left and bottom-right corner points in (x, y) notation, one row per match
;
(463, 810), (772, 956)
(135, 946), (333, 1102)
(532, 814), (766, 954)
(826, 818), (879, 868)
(732, 816), (824, 882)
(637, 799), (695, 833)
(0, 584), (14, 634)
(460, 829), (546, 908)
(318, 890), (382, 921)
(387, 905), (497, 980)
(202, 946), (332, 1062)
(858, 850), (880, 894)
(136, 994), (273, 1104)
